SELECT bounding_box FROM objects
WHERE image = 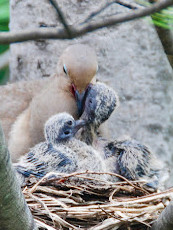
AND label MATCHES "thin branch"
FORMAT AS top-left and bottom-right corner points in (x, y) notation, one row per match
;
(48, 0), (72, 38)
(0, 0), (173, 44)
(80, 1), (117, 25)
(80, 0), (143, 25)
(116, 0), (144, 9)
